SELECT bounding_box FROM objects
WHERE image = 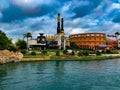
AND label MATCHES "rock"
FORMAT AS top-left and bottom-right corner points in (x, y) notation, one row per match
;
(0, 50), (23, 64)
